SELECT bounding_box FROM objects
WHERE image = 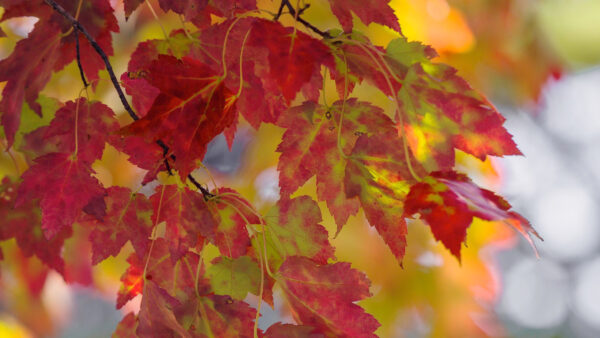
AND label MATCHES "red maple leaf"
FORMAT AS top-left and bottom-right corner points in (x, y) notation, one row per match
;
(150, 184), (218, 260)
(208, 188), (259, 258)
(158, 0), (256, 29)
(84, 187), (154, 264)
(328, 0), (402, 33)
(121, 55), (236, 178)
(117, 253), (144, 309)
(15, 153), (105, 239)
(194, 17), (284, 129)
(41, 98), (119, 164)
(112, 312), (138, 337)
(264, 323), (320, 337)
(277, 99), (396, 231)
(123, 0), (144, 19)
(249, 19), (334, 104)
(404, 170), (541, 260)
(0, 177), (71, 273)
(277, 256), (380, 337)
(385, 38), (521, 170)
